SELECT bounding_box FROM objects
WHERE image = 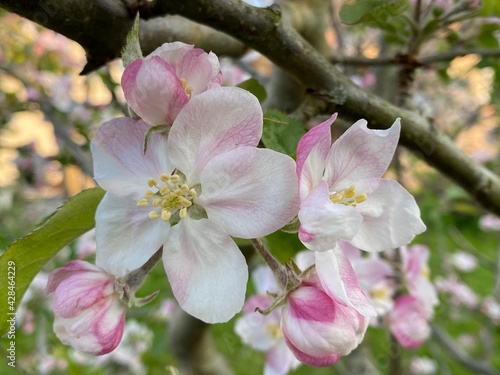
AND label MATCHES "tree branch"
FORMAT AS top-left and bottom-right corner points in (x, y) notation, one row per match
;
(432, 325), (500, 375)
